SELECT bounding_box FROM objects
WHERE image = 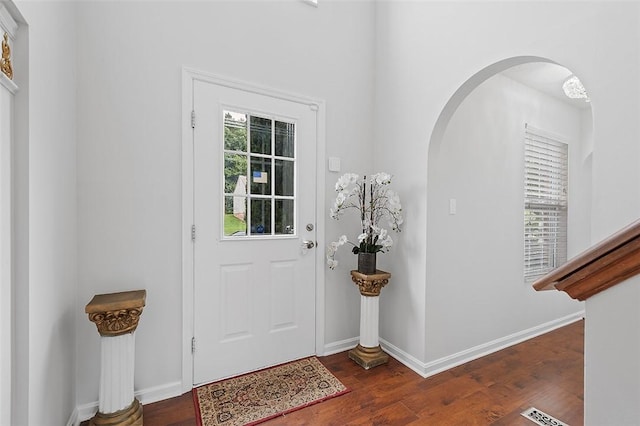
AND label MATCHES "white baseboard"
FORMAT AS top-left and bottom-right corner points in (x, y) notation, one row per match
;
(379, 338), (429, 377)
(69, 381), (183, 425)
(136, 381), (183, 405)
(66, 408), (79, 426)
(322, 336), (359, 356)
(73, 401), (97, 426)
(382, 311), (585, 378)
